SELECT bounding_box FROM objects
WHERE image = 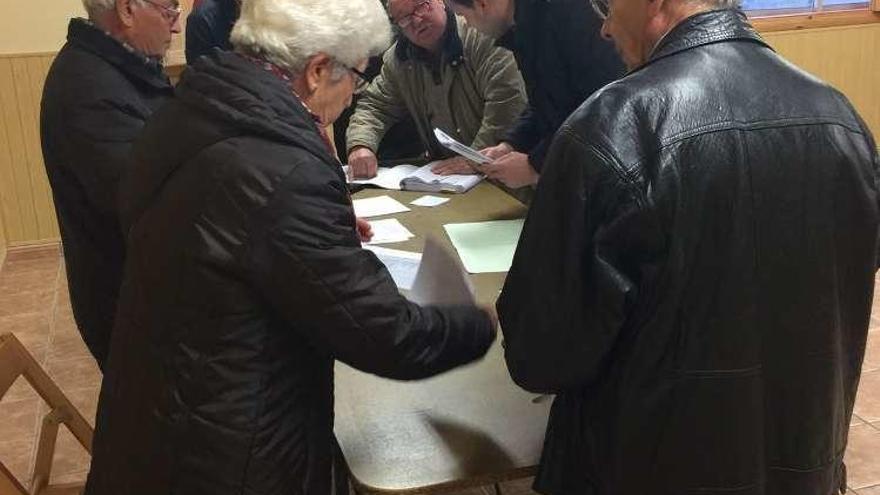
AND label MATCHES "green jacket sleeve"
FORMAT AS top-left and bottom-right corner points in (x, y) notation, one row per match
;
(466, 28), (528, 151)
(345, 50), (410, 155)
